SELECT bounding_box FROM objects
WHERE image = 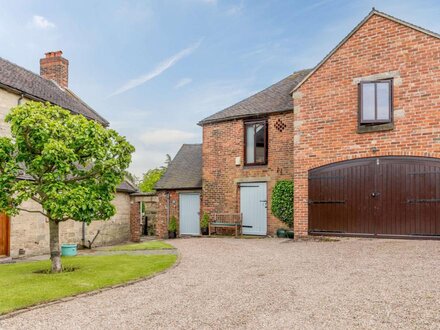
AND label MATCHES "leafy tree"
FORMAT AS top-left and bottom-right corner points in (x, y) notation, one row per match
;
(271, 180), (294, 228)
(139, 168), (166, 192)
(139, 154), (172, 193)
(164, 154), (172, 168)
(0, 102), (134, 273)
